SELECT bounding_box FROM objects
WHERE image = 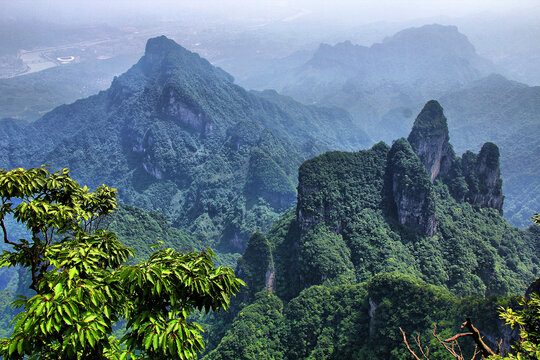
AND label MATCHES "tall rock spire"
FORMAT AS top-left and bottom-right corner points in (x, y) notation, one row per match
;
(387, 138), (437, 237)
(407, 100), (455, 181)
(462, 142), (504, 214)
